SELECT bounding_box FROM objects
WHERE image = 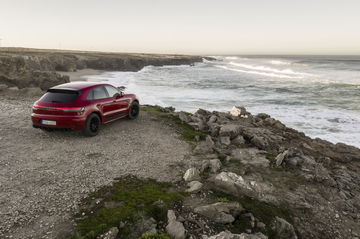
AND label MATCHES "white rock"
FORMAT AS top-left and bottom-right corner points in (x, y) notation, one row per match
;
(230, 106), (242, 117)
(183, 168), (200, 182)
